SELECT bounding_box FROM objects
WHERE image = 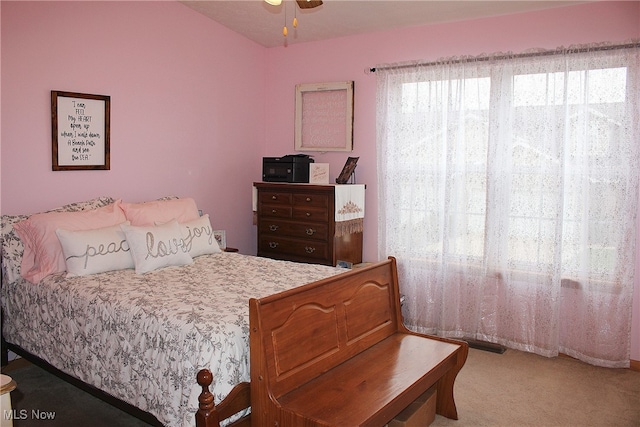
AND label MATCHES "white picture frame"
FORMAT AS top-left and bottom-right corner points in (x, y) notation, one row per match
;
(295, 81), (354, 152)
